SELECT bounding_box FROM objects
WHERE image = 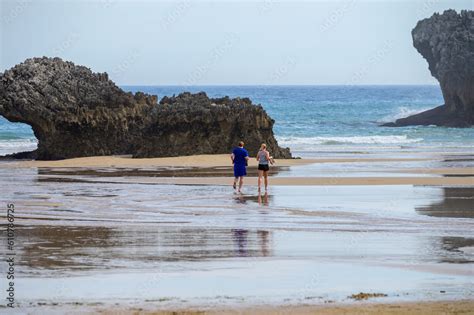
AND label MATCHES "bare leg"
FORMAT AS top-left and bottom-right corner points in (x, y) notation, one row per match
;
(233, 177), (238, 190)
(238, 177), (244, 193)
(264, 171), (269, 191)
(257, 170), (263, 191)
